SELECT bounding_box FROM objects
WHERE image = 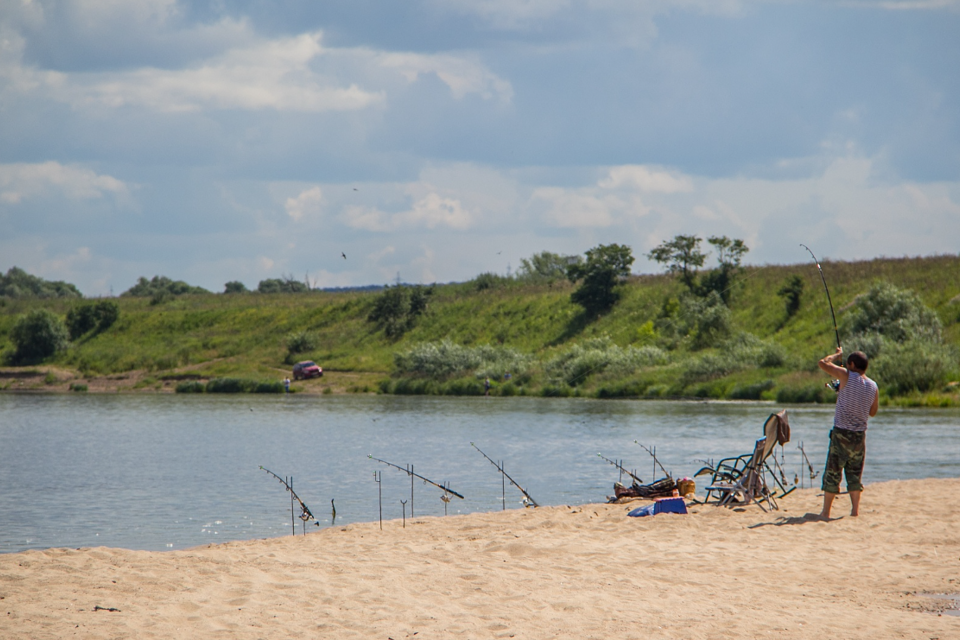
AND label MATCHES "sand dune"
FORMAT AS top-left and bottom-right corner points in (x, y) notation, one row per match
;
(2, 479), (958, 639)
